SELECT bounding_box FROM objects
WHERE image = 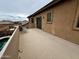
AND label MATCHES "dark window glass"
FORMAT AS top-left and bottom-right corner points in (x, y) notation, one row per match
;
(47, 12), (52, 22)
(31, 18), (34, 23)
(76, 17), (79, 27)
